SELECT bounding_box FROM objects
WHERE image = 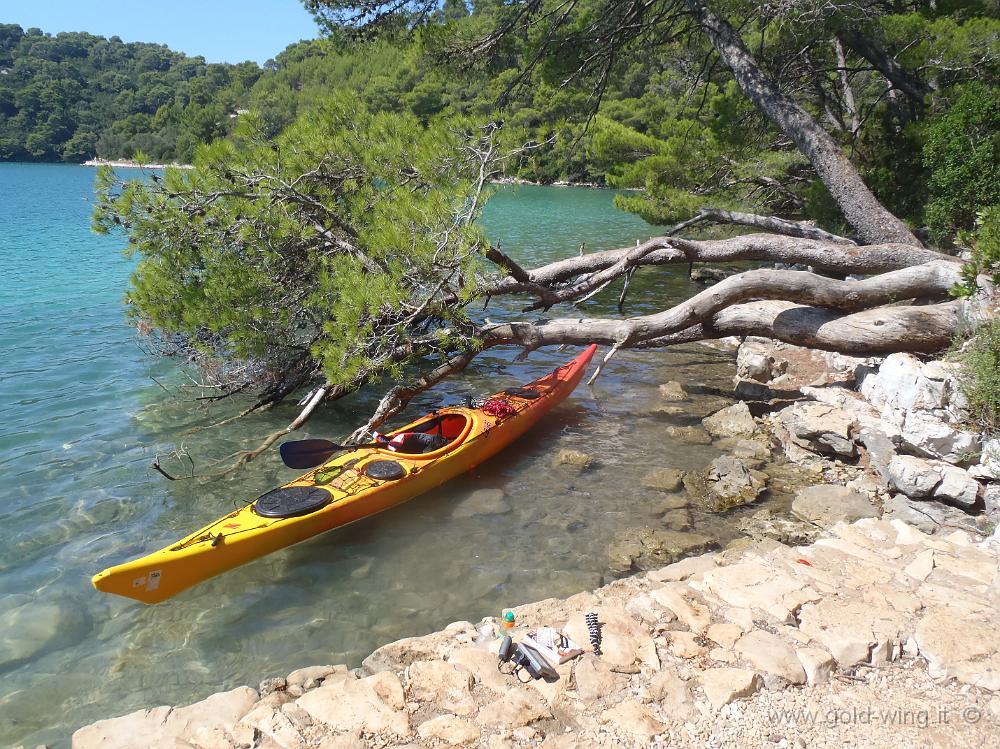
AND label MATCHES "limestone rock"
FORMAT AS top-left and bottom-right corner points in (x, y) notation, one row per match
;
(797, 597), (910, 668)
(933, 465), (982, 509)
(362, 634), (440, 674)
(452, 488), (511, 518)
(641, 468), (686, 492)
(791, 485), (878, 527)
(659, 381), (687, 401)
(448, 647), (510, 693)
(778, 401), (857, 458)
(647, 671), (694, 718)
(666, 630), (706, 658)
(734, 630), (806, 685)
(915, 611), (1000, 690)
(72, 687), (259, 749)
(607, 527), (716, 575)
(703, 401), (757, 438)
(648, 552), (717, 582)
(971, 437), (1000, 479)
(297, 671), (410, 738)
(406, 659), (475, 715)
(739, 509), (820, 546)
(904, 549), (935, 581)
(475, 689), (549, 728)
(698, 668), (761, 711)
(649, 584), (713, 633)
(888, 454), (942, 499)
(417, 715), (480, 746)
(707, 623), (744, 650)
(859, 353), (980, 462)
(701, 559), (820, 624)
(795, 647), (835, 686)
(286, 665), (345, 689)
(686, 455), (766, 513)
(888, 455), (983, 509)
(551, 448), (592, 470)
(602, 699), (667, 742)
(572, 654), (626, 703)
